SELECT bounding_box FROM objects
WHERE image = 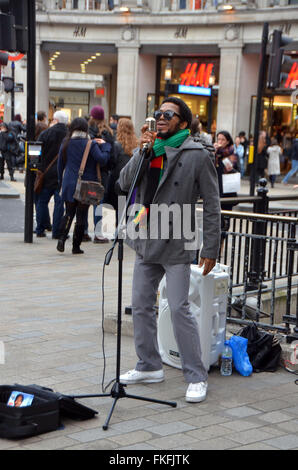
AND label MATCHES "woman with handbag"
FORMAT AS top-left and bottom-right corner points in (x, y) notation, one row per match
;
(57, 117), (111, 254)
(214, 131), (240, 246)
